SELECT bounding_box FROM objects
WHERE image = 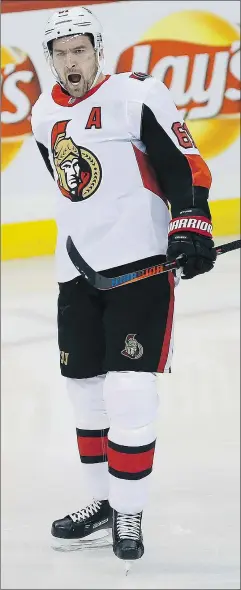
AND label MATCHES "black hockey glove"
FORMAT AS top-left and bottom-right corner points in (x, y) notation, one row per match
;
(167, 208), (217, 280)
